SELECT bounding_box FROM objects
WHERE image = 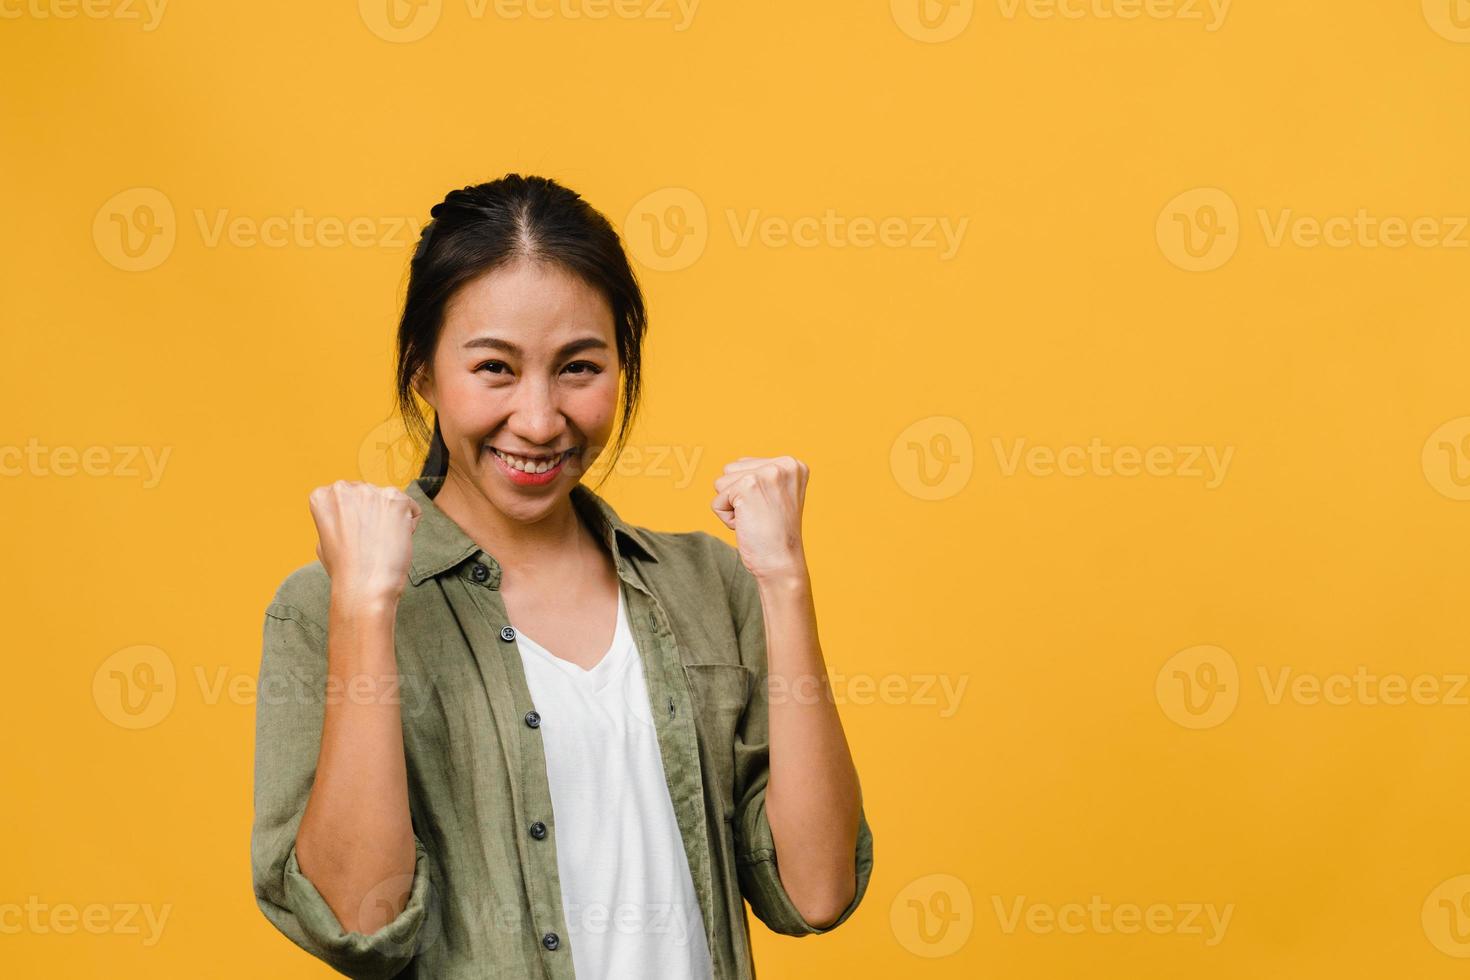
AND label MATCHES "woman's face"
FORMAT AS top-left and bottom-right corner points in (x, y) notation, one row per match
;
(416, 258), (620, 521)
